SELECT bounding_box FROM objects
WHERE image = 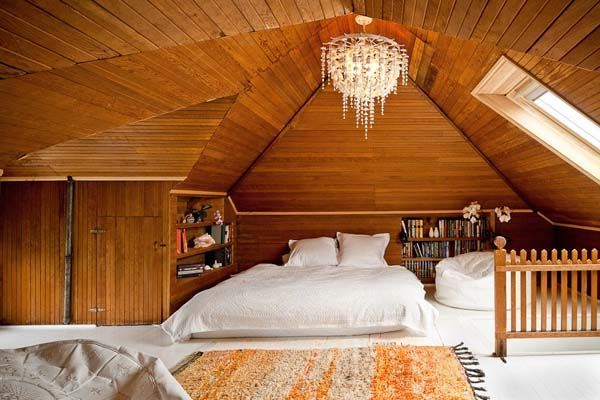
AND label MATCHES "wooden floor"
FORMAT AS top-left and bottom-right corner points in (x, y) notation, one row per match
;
(1, 287), (599, 400)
